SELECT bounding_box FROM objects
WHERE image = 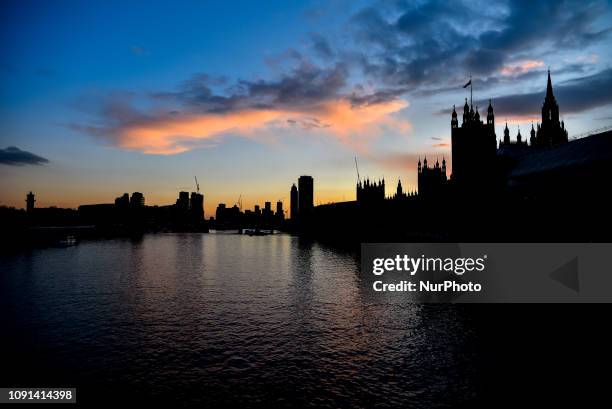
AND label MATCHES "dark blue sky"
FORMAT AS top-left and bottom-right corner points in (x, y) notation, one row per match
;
(2, 0), (612, 212)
